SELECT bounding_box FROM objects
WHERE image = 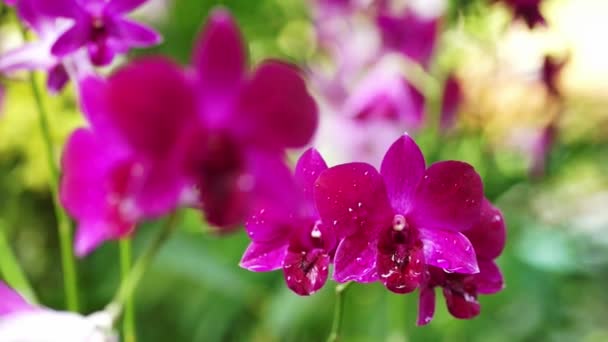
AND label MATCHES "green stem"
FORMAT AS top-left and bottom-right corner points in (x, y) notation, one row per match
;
(327, 282), (352, 342)
(0, 220), (37, 303)
(108, 213), (181, 322)
(119, 239), (136, 342)
(26, 71), (80, 312)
